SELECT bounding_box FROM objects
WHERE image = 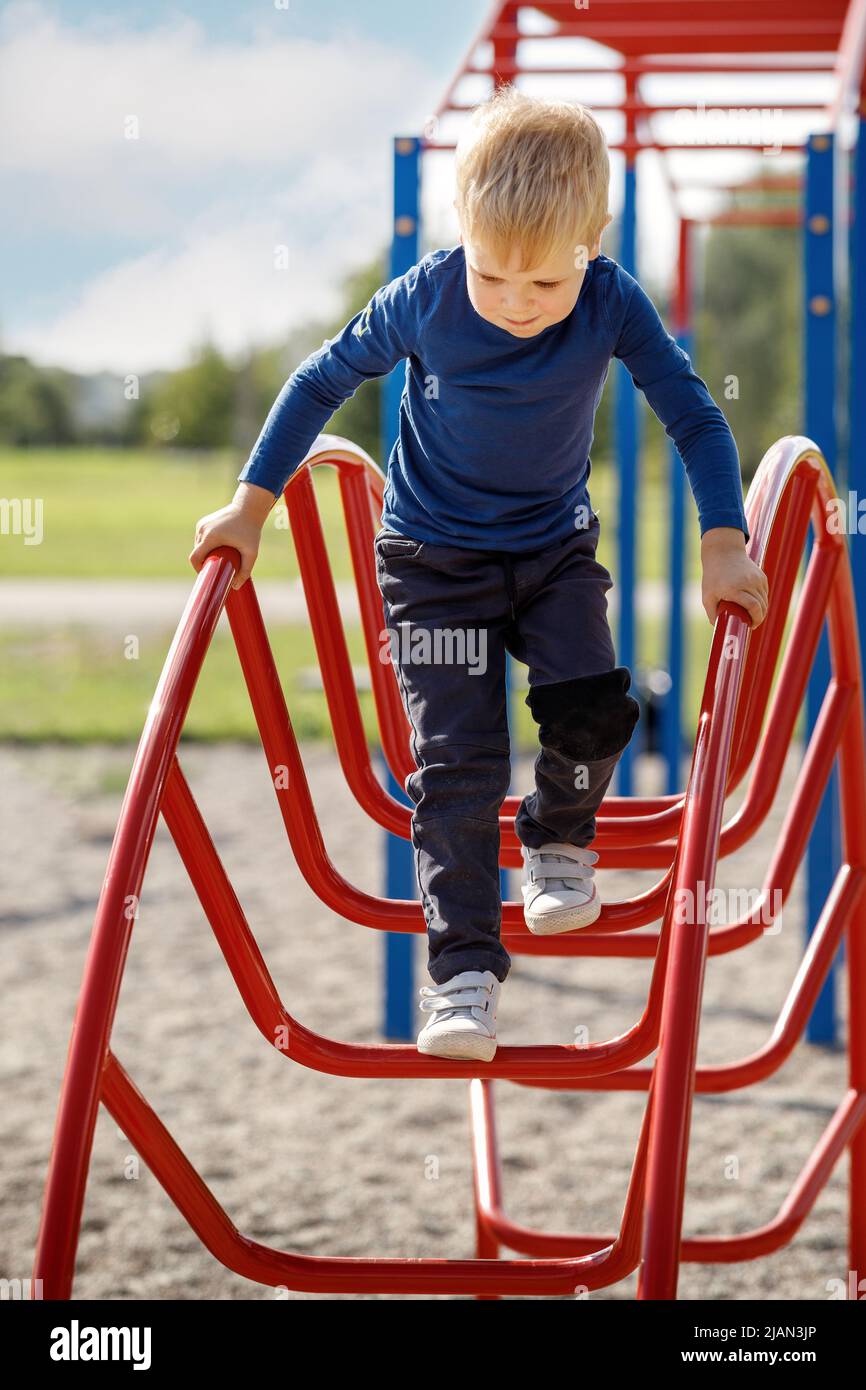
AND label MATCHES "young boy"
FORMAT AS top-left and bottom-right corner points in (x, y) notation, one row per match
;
(190, 87), (768, 1063)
